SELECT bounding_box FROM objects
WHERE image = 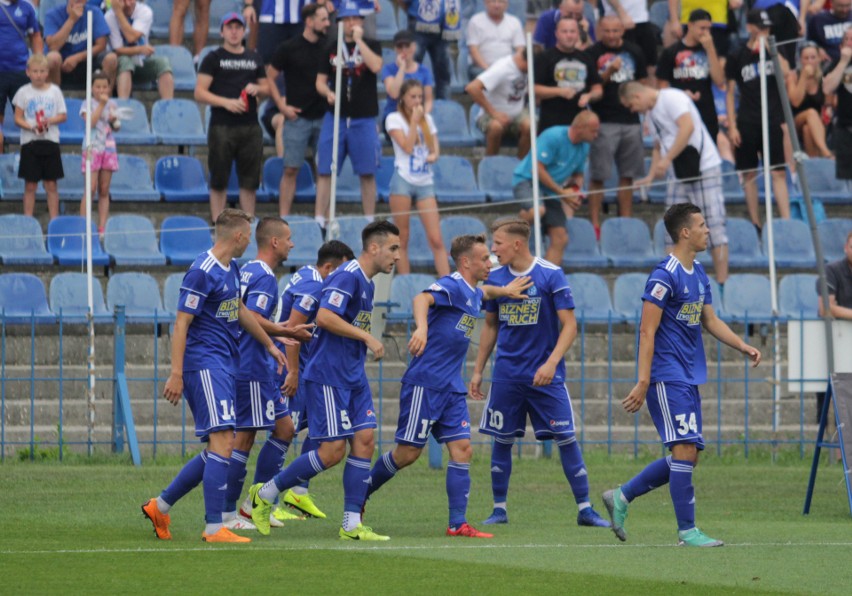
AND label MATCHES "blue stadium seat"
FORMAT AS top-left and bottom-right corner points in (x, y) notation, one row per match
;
(433, 156), (486, 203)
(3, 103), (19, 144)
(721, 159), (745, 204)
(708, 278), (725, 319)
(0, 214), (53, 265)
(727, 217), (768, 268)
(613, 272), (647, 322)
(335, 159), (364, 204)
(163, 272), (183, 316)
(263, 158), (317, 203)
(477, 155), (518, 202)
(431, 100), (477, 147)
(566, 273), (622, 322)
(779, 273), (818, 320)
(803, 157), (848, 204)
(59, 153), (86, 199)
(58, 98), (85, 145)
(817, 218), (852, 262)
(600, 218), (658, 268)
(104, 215), (167, 266)
(153, 45), (198, 91)
(49, 272), (111, 323)
(285, 216), (324, 267)
(723, 274), (774, 322)
(376, 155), (395, 201)
(376, 0), (399, 40)
(107, 273), (170, 322)
(441, 215), (488, 255)
(197, 45), (219, 68)
(564, 217), (608, 268)
(0, 273), (54, 323)
(156, 156), (210, 202)
(0, 154), (24, 200)
(148, 0), (192, 38)
(110, 155), (161, 202)
(226, 163), (270, 202)
(399, 217), (437, 267)
(47, 216), (111, 266)
(387, 273), (437, 320)
(762, 219), (816, 268)
(152, 99), (206, 146)
(452, 46), (469, 94)
(507, 0), (526, 21)
(112, 98), (156, 145)
(160, 215), (212, 265)
(644, 157), (667, 203)
(337, 216), (371, 254)
(208, 0), (243, 38)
